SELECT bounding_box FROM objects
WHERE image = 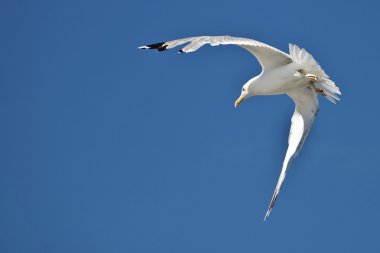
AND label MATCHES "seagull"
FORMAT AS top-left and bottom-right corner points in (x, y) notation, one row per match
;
(139, 36), (341, 220)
